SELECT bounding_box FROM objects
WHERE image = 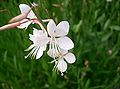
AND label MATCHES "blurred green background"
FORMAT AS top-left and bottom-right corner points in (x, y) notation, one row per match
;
(0, 0), (120, 89)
